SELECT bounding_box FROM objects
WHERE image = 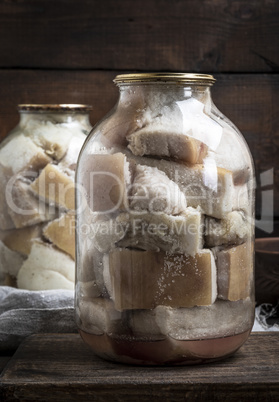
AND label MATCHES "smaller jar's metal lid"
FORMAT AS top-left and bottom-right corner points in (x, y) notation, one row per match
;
(18, 104), (92, 112)
(114, 73), (216, 85)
